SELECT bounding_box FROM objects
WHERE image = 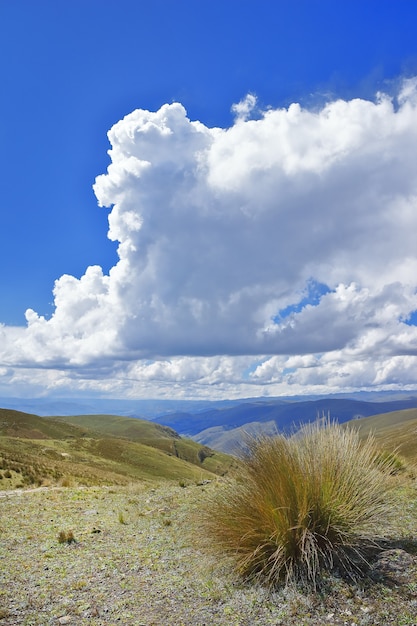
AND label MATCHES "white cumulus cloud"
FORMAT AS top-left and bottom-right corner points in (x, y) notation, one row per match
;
(1, 79), (417, 397)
